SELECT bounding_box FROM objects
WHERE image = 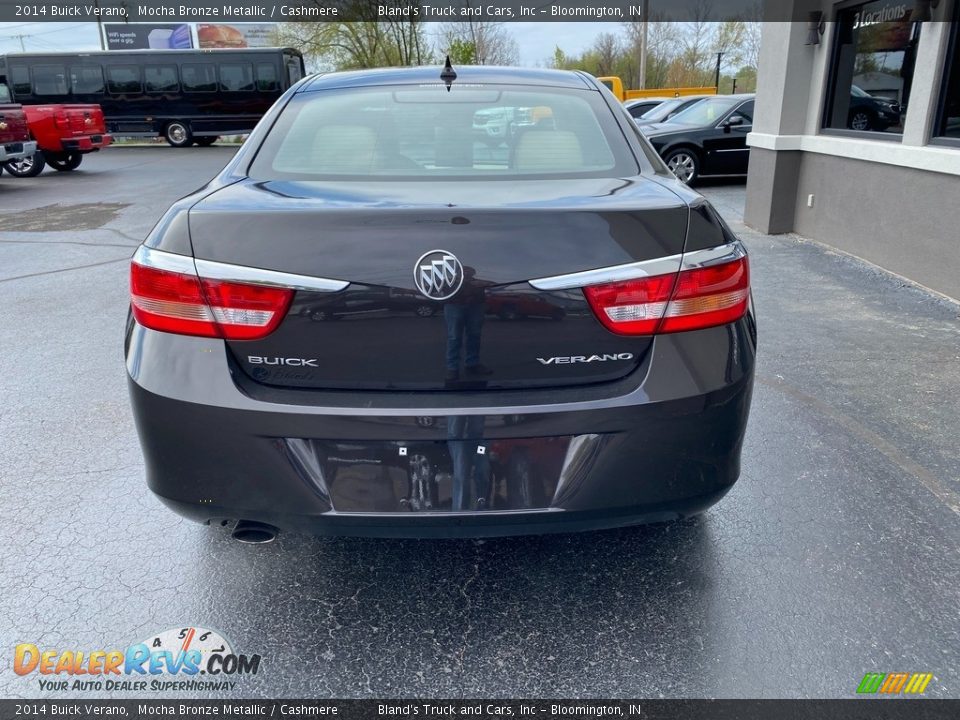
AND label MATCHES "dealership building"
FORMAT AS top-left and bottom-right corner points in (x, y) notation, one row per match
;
(745, 0), (960, 298)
